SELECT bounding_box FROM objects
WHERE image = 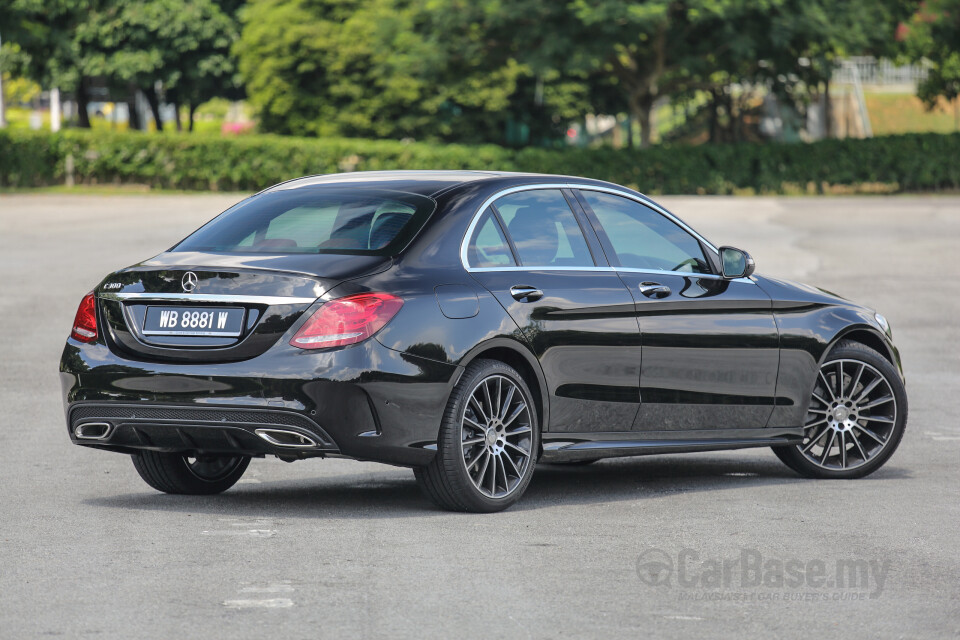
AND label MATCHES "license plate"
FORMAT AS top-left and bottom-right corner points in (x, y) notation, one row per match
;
(143, 306), (244, 337)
